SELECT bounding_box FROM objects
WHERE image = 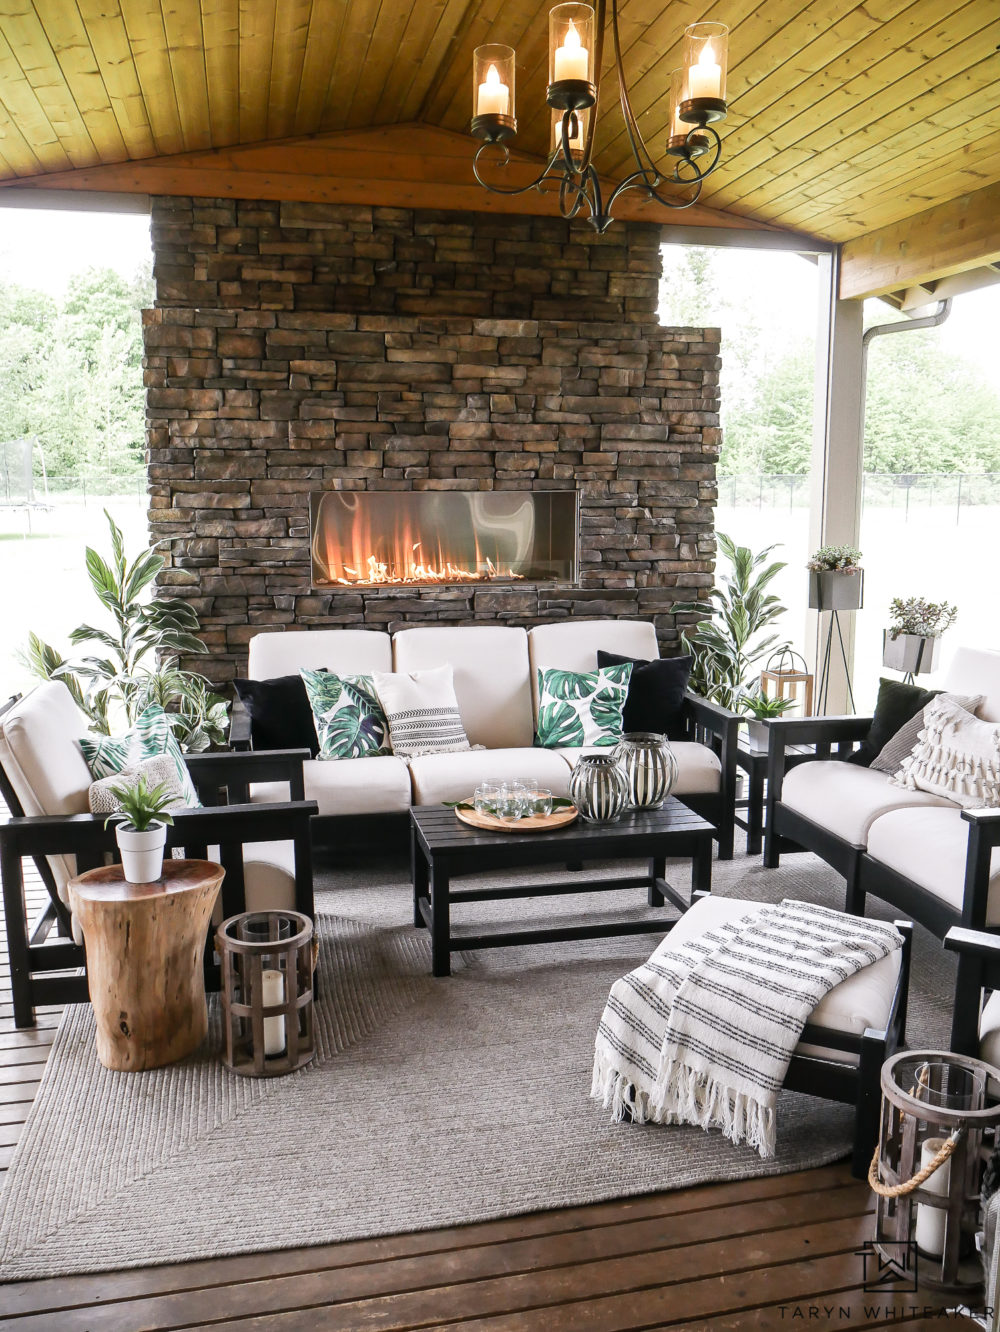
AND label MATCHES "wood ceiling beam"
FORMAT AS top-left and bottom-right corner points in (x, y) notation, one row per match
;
(0, 121), (799, 236)
(839, 180), (1000, 300)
